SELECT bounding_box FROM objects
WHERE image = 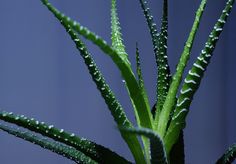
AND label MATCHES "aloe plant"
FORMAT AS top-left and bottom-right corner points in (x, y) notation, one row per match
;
(0, 0), (236, 163)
